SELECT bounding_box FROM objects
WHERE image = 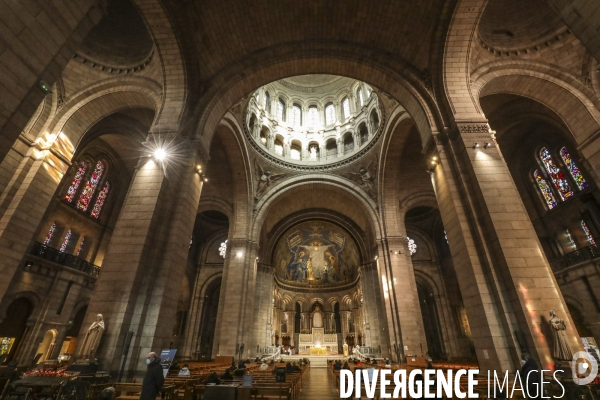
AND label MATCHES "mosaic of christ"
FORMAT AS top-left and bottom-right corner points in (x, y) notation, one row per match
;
(273, 221), (360, 285)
